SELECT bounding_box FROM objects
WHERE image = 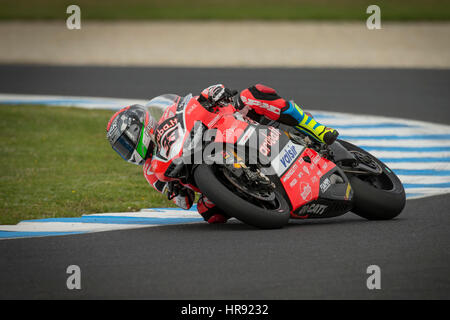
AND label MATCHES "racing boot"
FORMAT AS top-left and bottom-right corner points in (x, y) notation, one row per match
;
(281, 100), (339, 145)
